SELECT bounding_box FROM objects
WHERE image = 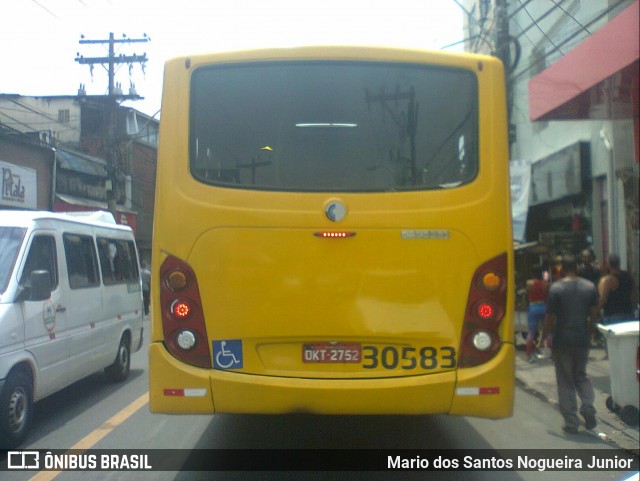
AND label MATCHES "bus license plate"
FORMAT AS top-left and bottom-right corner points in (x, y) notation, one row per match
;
(302, 343), (361, 363)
